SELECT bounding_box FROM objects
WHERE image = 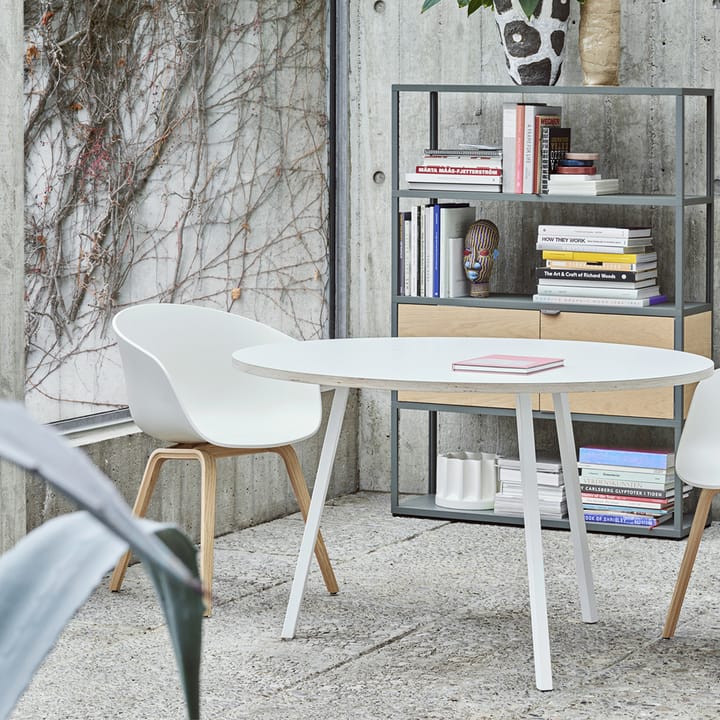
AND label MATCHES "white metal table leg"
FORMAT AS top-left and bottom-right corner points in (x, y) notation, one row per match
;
(552, 392), (597, 623)
(281, 386), (349, 639)
(515, 393), (553, 692)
